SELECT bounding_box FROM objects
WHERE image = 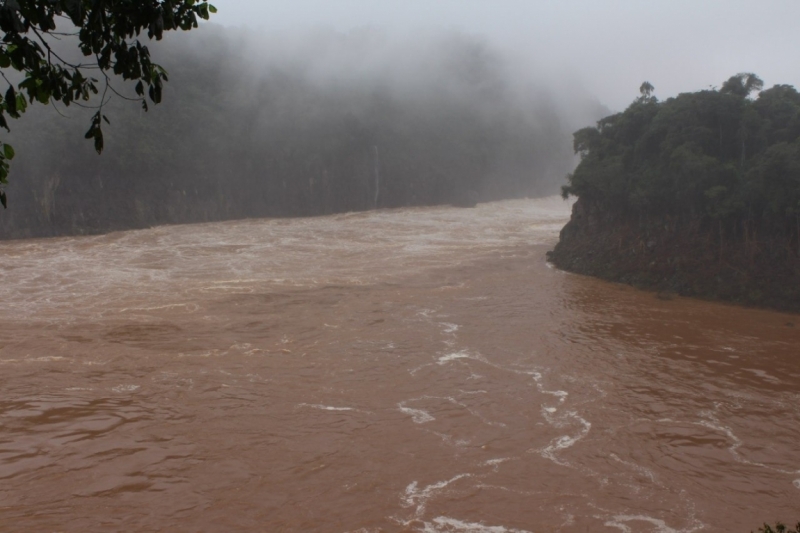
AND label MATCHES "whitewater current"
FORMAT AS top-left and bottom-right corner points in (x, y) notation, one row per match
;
(0, 197), (798, 532)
